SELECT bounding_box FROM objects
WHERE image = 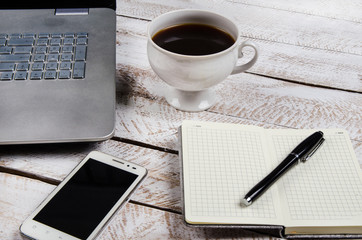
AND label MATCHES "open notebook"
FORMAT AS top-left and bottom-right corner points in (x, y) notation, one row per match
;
(179, 120), (362, 237)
